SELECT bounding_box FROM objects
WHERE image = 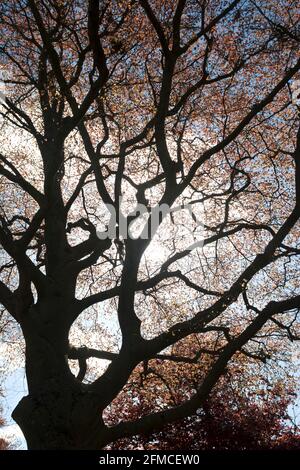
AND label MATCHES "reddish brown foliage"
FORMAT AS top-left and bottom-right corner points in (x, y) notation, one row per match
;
(105, 340), (300, 450)
(107, 378), (300, 450)
(0, 403), (10, 450)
